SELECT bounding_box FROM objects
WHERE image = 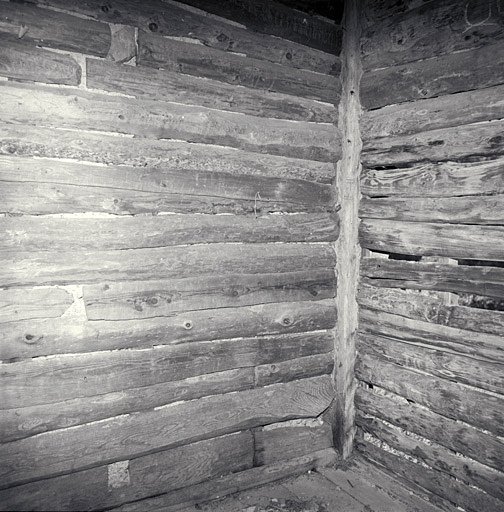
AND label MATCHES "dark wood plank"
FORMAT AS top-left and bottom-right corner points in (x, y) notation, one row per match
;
(361, 158), (504, 198)
(0, 40), (81, 85)
(358, 284), (504, 336)
(360, 219), (504, 261)
(0, 375), (334, 488)
(0, 369), (254, 442)
(356, 386), (504, 473)
(0, 82), (340, 161)
(1, 242), (335, 288)
(363, 0), (432, 24)
(0, 2), (110, 57)
(361, 258), (504, 299)
(357, 412), (504, 503)
(0, 432), (253, 512)
(0, 124), (335, 183)
(361, 39), (504, 109)
(360, 195), (504, 224)
(362, 84), (504, 139)
(0, 299), (337, 361)
(356, 354), (504, 436)
(87, 59), (338, 123)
